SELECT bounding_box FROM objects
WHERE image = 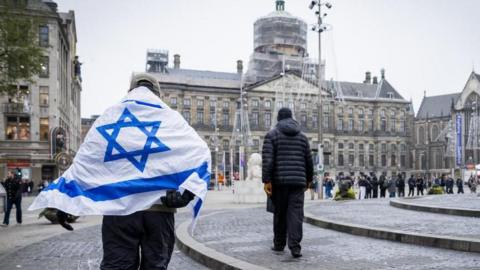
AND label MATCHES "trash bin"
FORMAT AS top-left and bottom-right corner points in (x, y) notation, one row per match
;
(0, 184), (5, 214)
